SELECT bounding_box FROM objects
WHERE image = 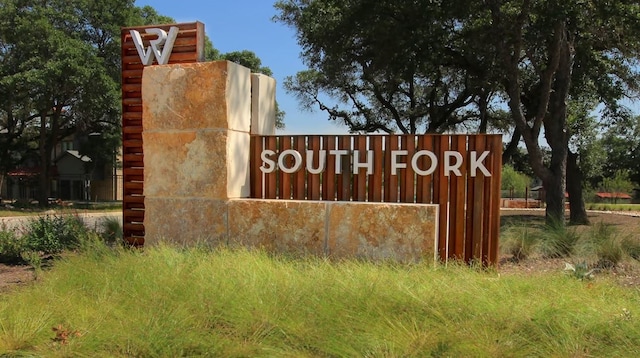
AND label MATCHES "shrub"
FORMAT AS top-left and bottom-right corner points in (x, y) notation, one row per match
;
(590, 223), (624, 269)
(98, 217), (123, 245)
(621, 237), (640, 261)
(0, 229), (26, 263)
(23, 215), (90, 255)
(538, 220), (580, 258)
(500, 226), (539, 261)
